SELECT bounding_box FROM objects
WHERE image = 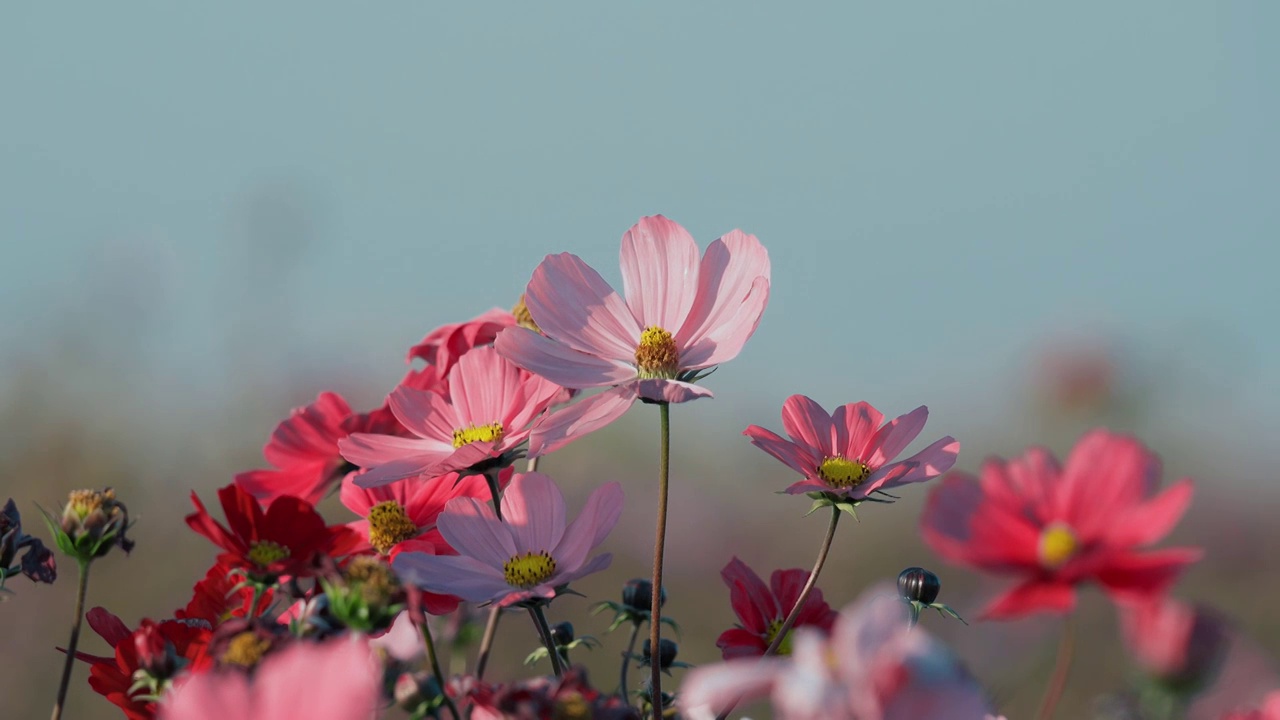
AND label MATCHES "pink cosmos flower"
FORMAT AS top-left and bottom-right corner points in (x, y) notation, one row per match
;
(495, 214), (770, 456)
(407, 307), (517, 376)
(1120, 597), (1229, 687)
(339, 346), (565, 488)
(159, 636), (380, 720)
(393, 472), (622, 607)
(680, 584), (994, 720)
(339, 470), (496, 557)
(744, 395), (960, 501)
(716, 557), (836, 659)
(920, 429), (1201, 619)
